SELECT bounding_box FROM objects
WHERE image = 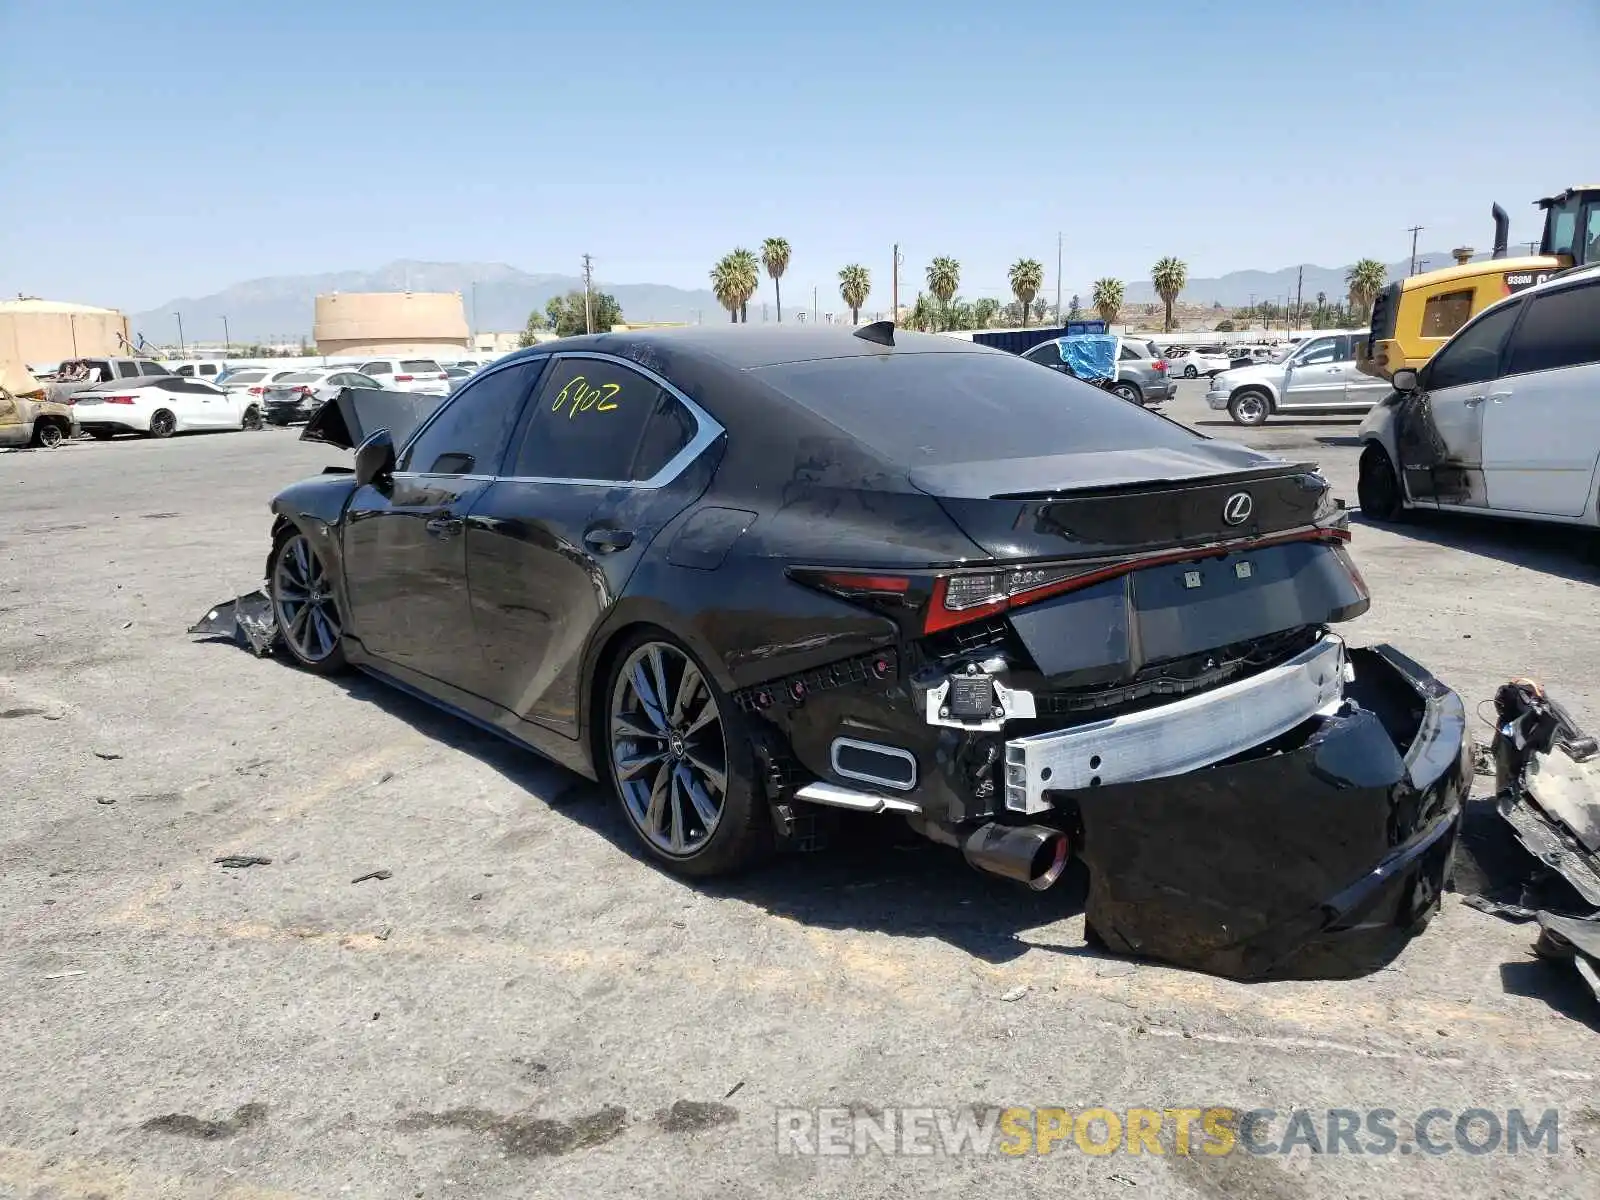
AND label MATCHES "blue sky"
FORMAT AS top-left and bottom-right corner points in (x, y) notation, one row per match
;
(1, 0), (1595, 312)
